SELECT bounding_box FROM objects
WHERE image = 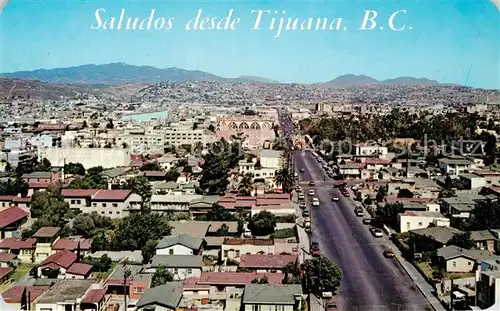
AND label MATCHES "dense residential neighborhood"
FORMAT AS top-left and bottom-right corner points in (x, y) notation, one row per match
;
(0, 76), (499, 311)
